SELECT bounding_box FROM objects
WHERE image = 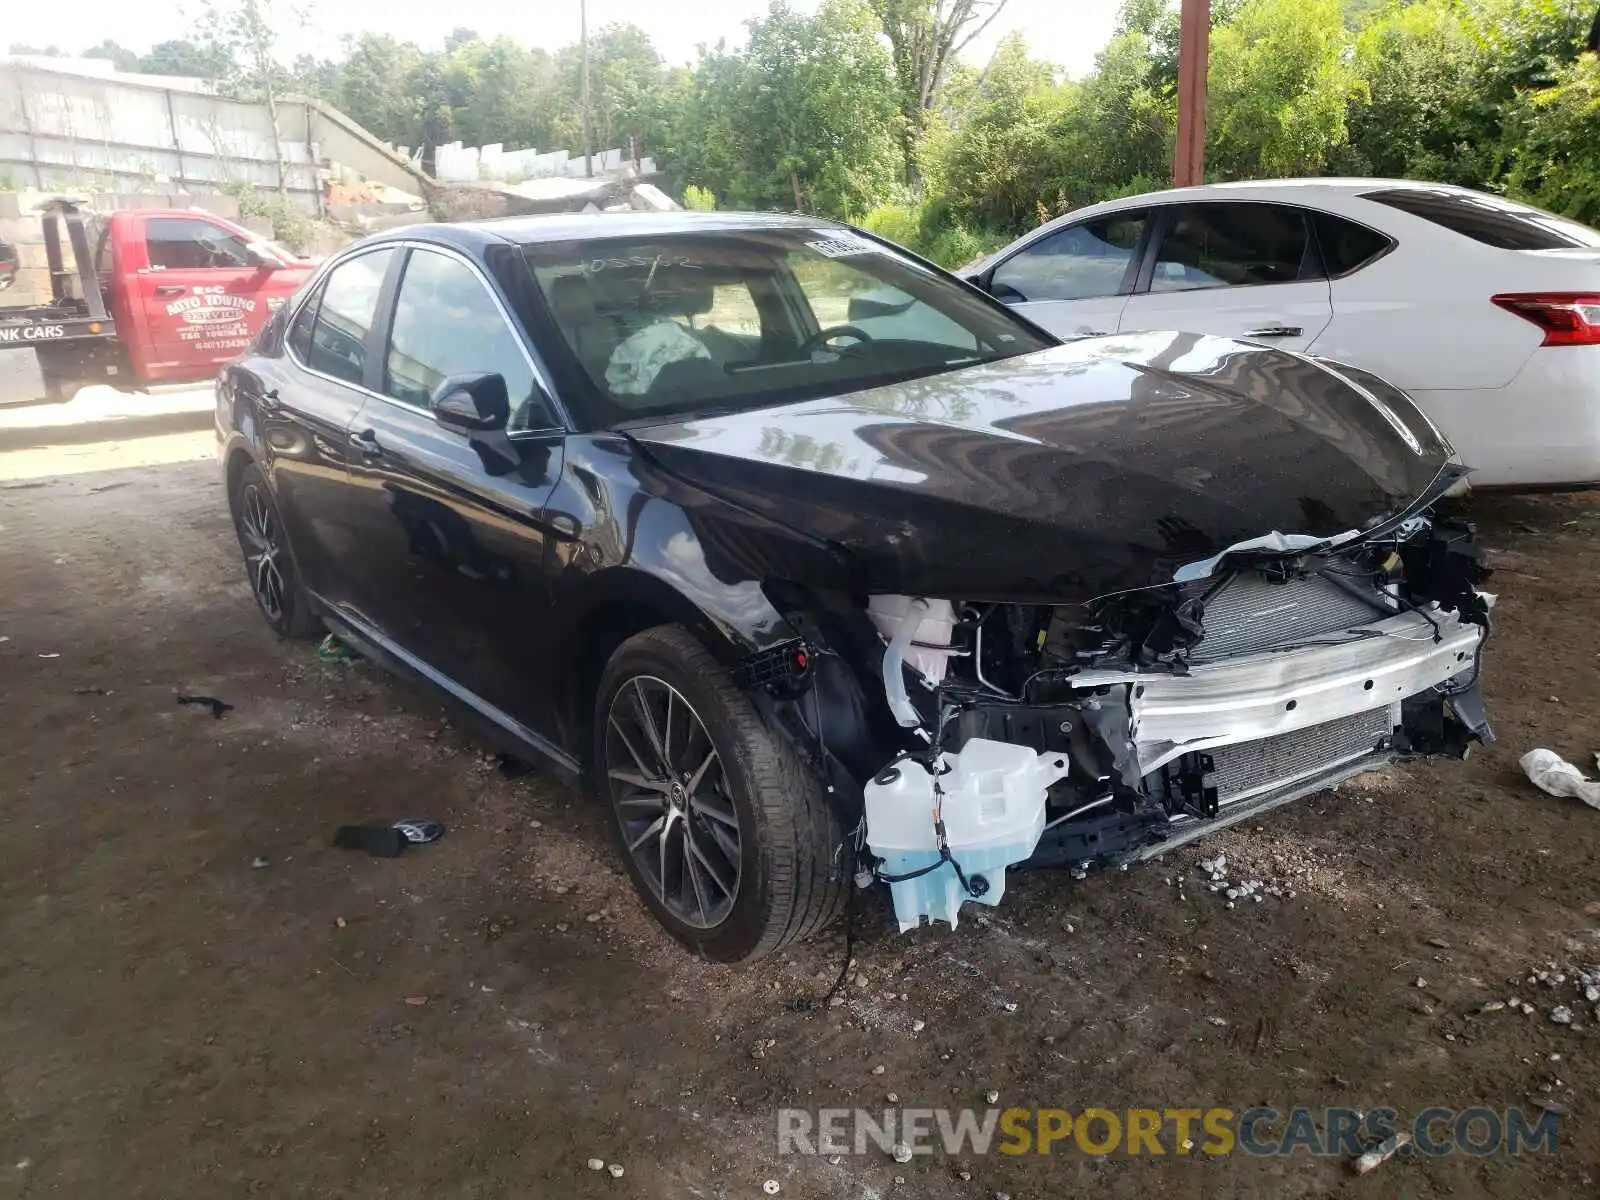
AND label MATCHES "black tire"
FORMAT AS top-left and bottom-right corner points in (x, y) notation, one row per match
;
(230, 462), (320, 638)
(593, 625), (847, 963)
